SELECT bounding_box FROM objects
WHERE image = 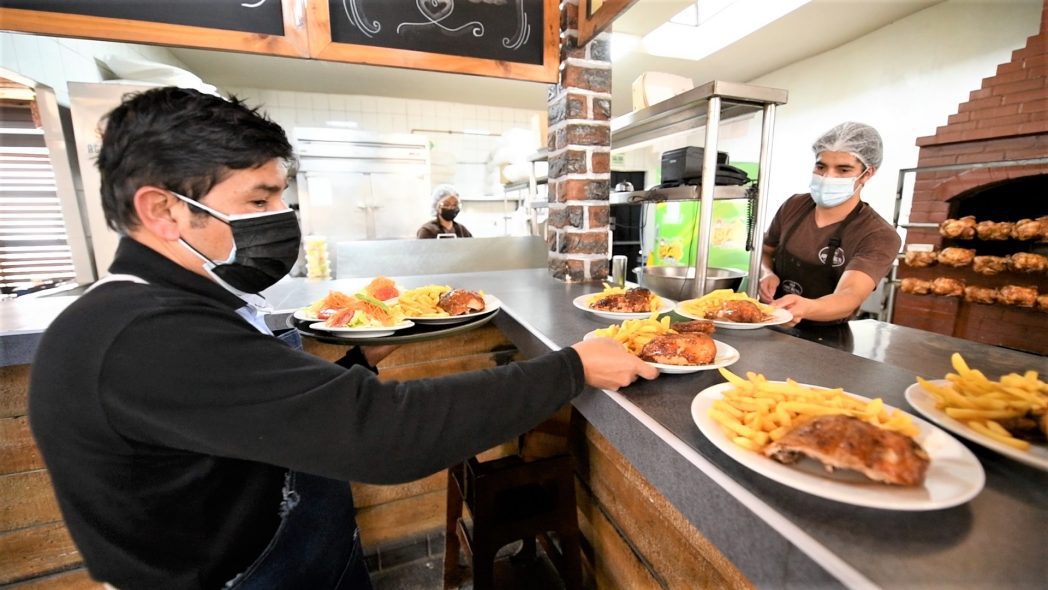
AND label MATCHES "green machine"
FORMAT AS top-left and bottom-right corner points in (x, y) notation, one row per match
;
(647, 162), (759, 288)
